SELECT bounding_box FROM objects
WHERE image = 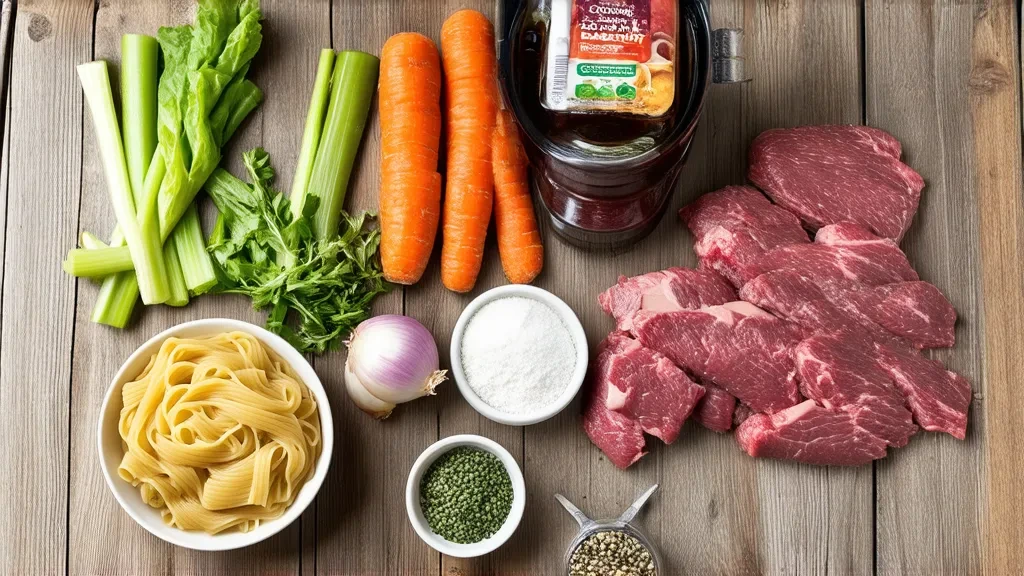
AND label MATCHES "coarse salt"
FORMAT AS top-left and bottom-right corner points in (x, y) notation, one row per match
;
(461, 296), (577, 415)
